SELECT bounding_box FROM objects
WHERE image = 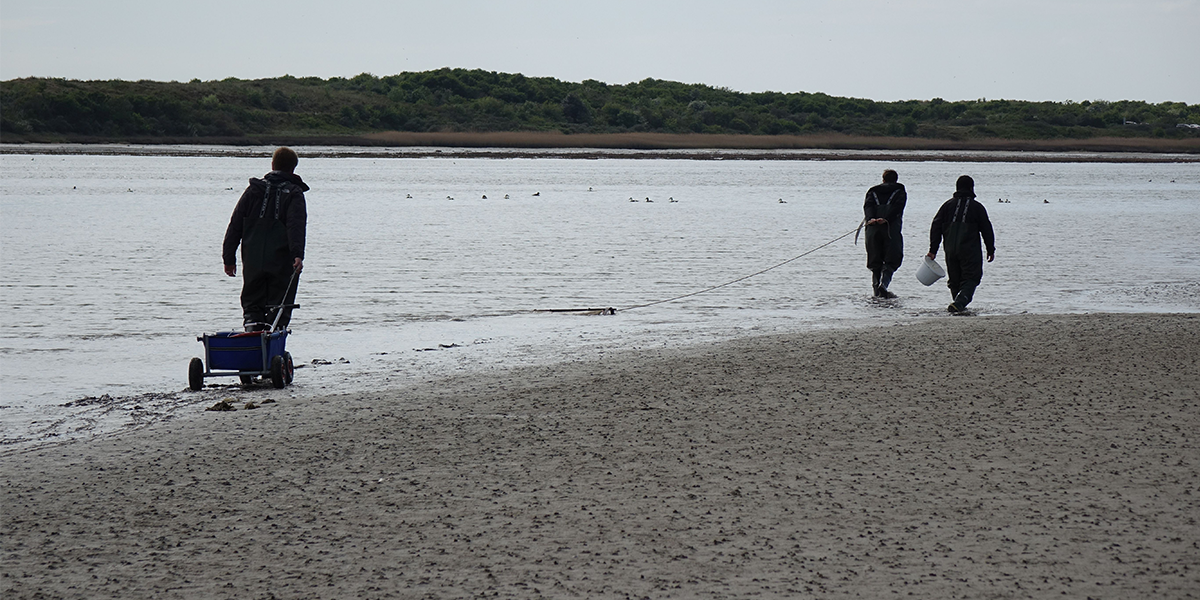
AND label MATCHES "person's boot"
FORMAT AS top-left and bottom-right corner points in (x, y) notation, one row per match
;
(878, 270), (897, 299)
(871, 271), (882, 297)
(243, 315), (268, 332)
(952, 283), (976, 314)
